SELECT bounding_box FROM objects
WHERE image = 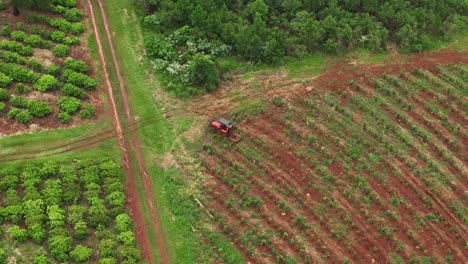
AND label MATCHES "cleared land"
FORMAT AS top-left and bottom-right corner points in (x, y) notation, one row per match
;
(196, 52), (467, 263)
